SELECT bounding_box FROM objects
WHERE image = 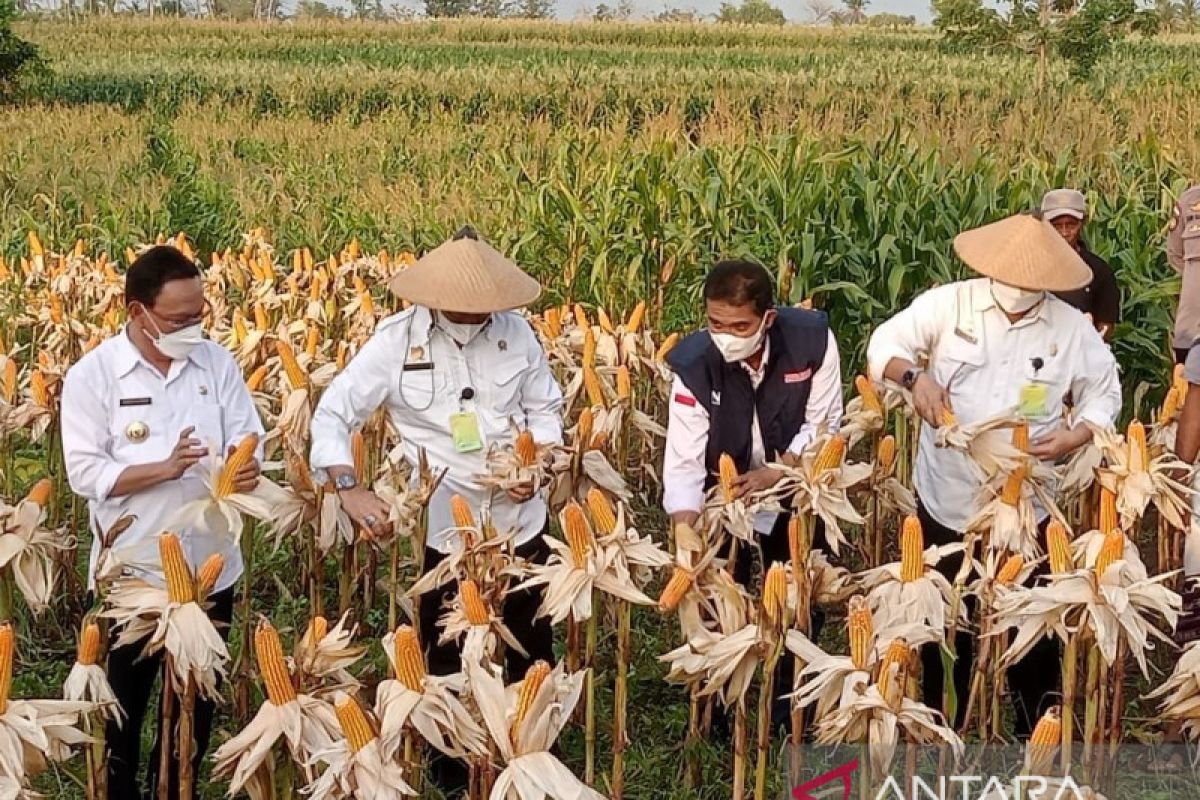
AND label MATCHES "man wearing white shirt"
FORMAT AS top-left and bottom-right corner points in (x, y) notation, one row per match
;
(662, 259), (844, 727)
(309, 228), (562, 793)
(61, 246), (264, 800)
(867, 212), (1121, 736)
